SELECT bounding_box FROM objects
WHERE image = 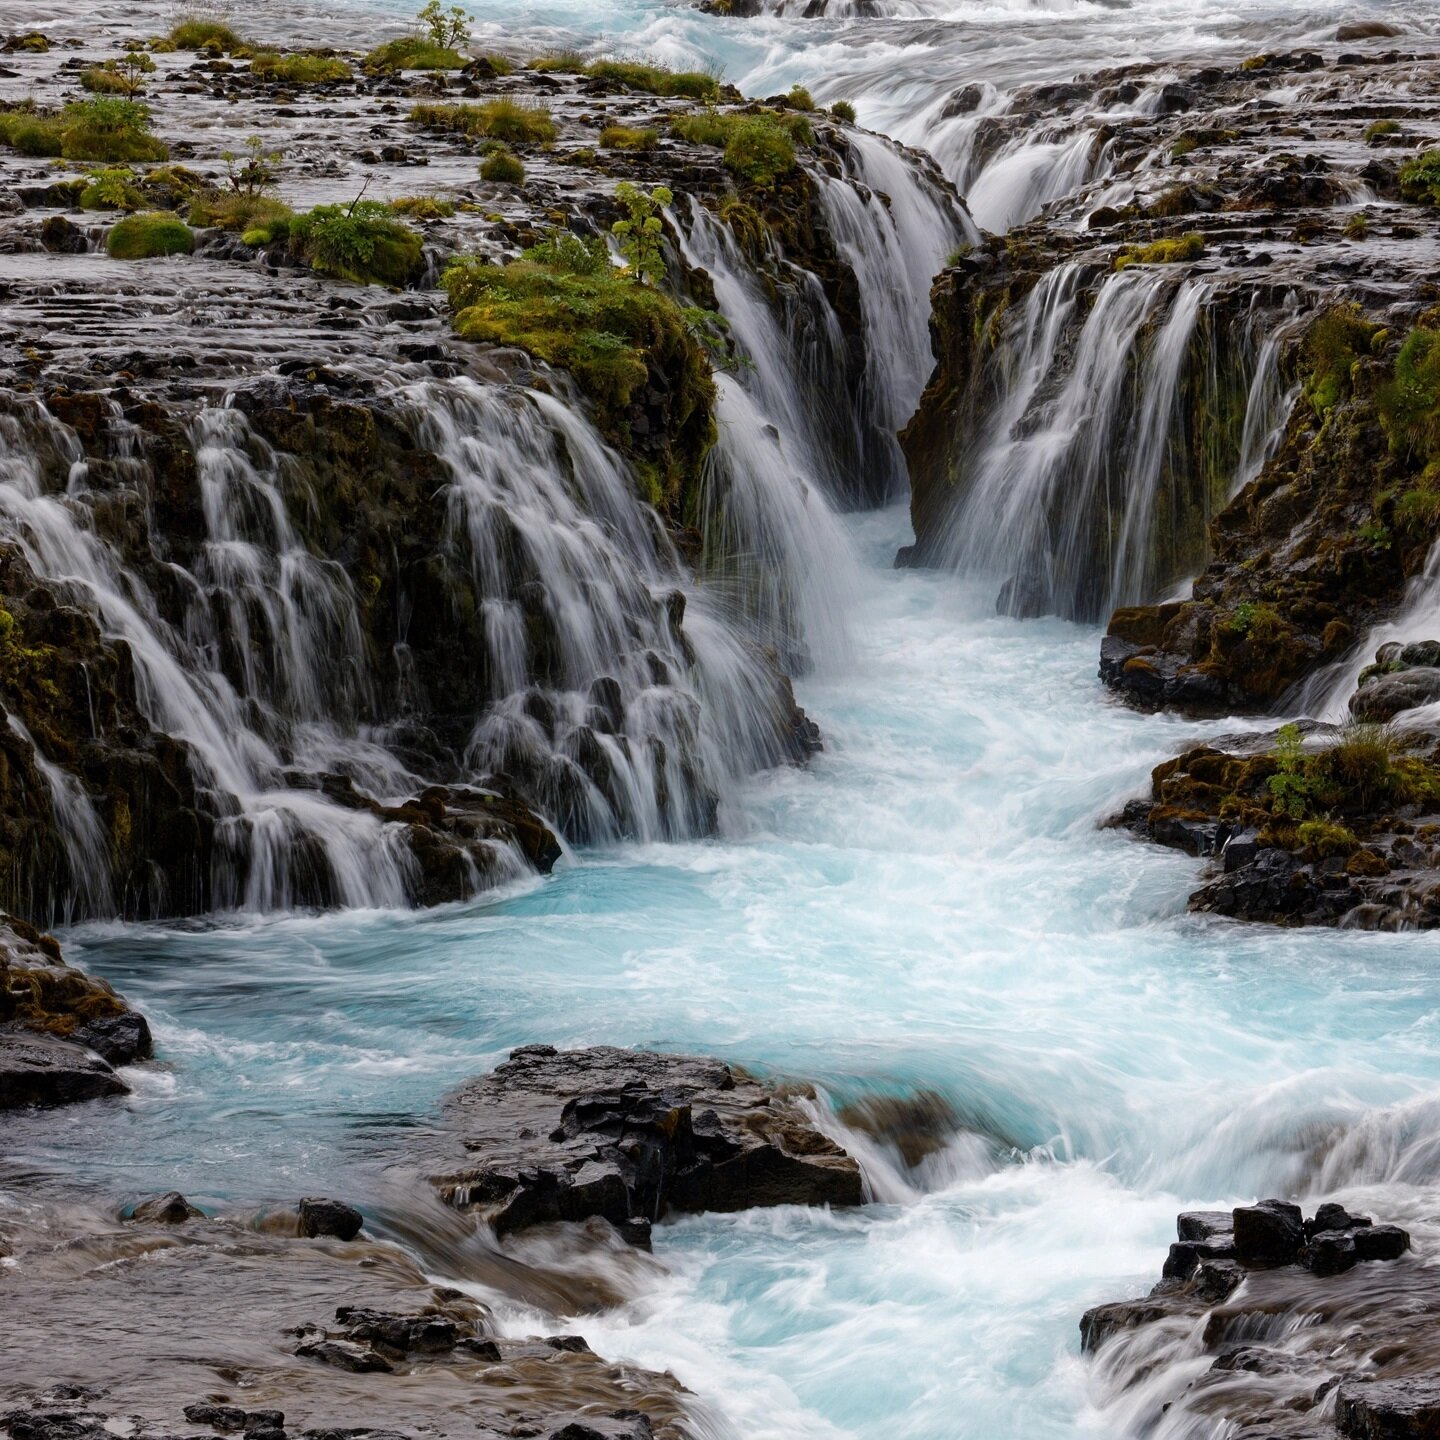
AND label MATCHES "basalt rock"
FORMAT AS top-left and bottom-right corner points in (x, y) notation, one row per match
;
(1081, 1201), (1419, 1437)
(429, 1044), (863, 1238)
(0, 915), (151, 1107)
(297, 1198), (364, 1242)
